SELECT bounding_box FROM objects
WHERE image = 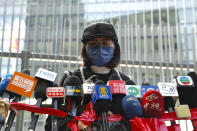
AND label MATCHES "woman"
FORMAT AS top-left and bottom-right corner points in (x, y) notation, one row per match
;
(45, 22), (133, 131)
